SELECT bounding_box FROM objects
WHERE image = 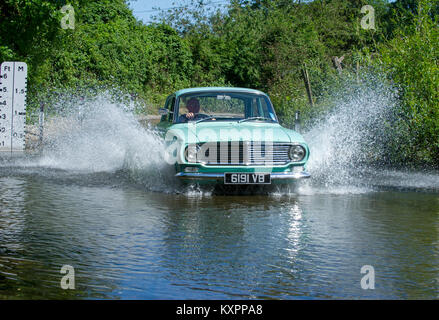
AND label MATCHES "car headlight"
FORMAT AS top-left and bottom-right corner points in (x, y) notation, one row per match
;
(184, 144), (200, 163)
(289, 145), (306, 162)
